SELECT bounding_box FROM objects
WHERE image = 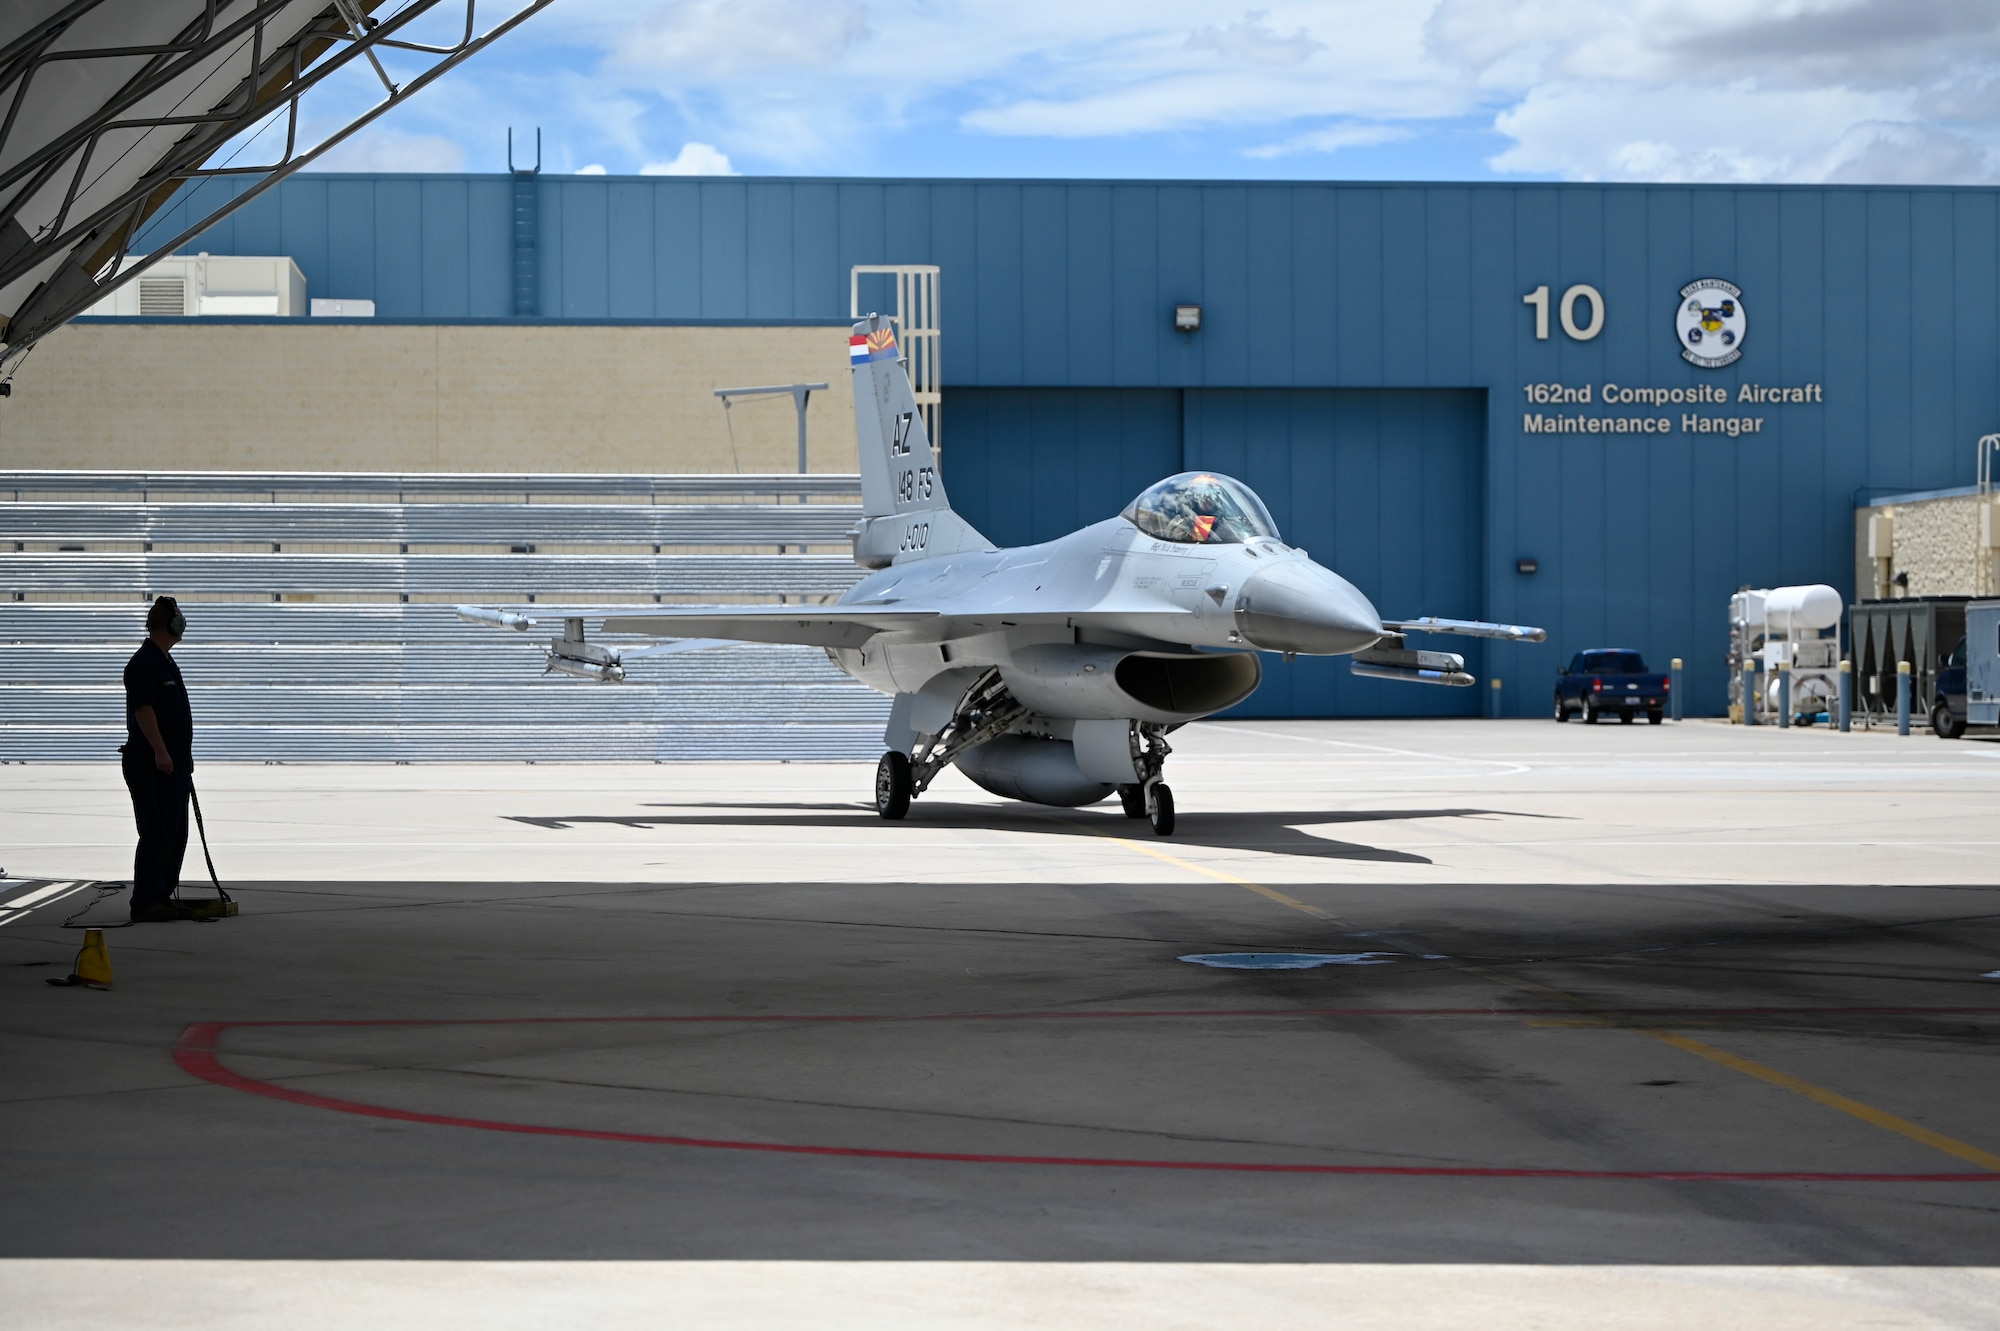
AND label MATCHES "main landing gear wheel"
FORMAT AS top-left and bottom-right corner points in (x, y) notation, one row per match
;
(1148, 783), (1176, 837)
(1553, 695), (1568, 722)
(1117, 784), (1147, 818)
(875, 751), (912, 820)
